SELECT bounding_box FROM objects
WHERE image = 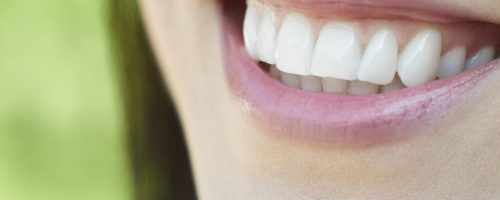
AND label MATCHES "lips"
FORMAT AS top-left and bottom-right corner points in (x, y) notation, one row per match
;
(221, 0), (500, 146)
(256, 0), (500, 23)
